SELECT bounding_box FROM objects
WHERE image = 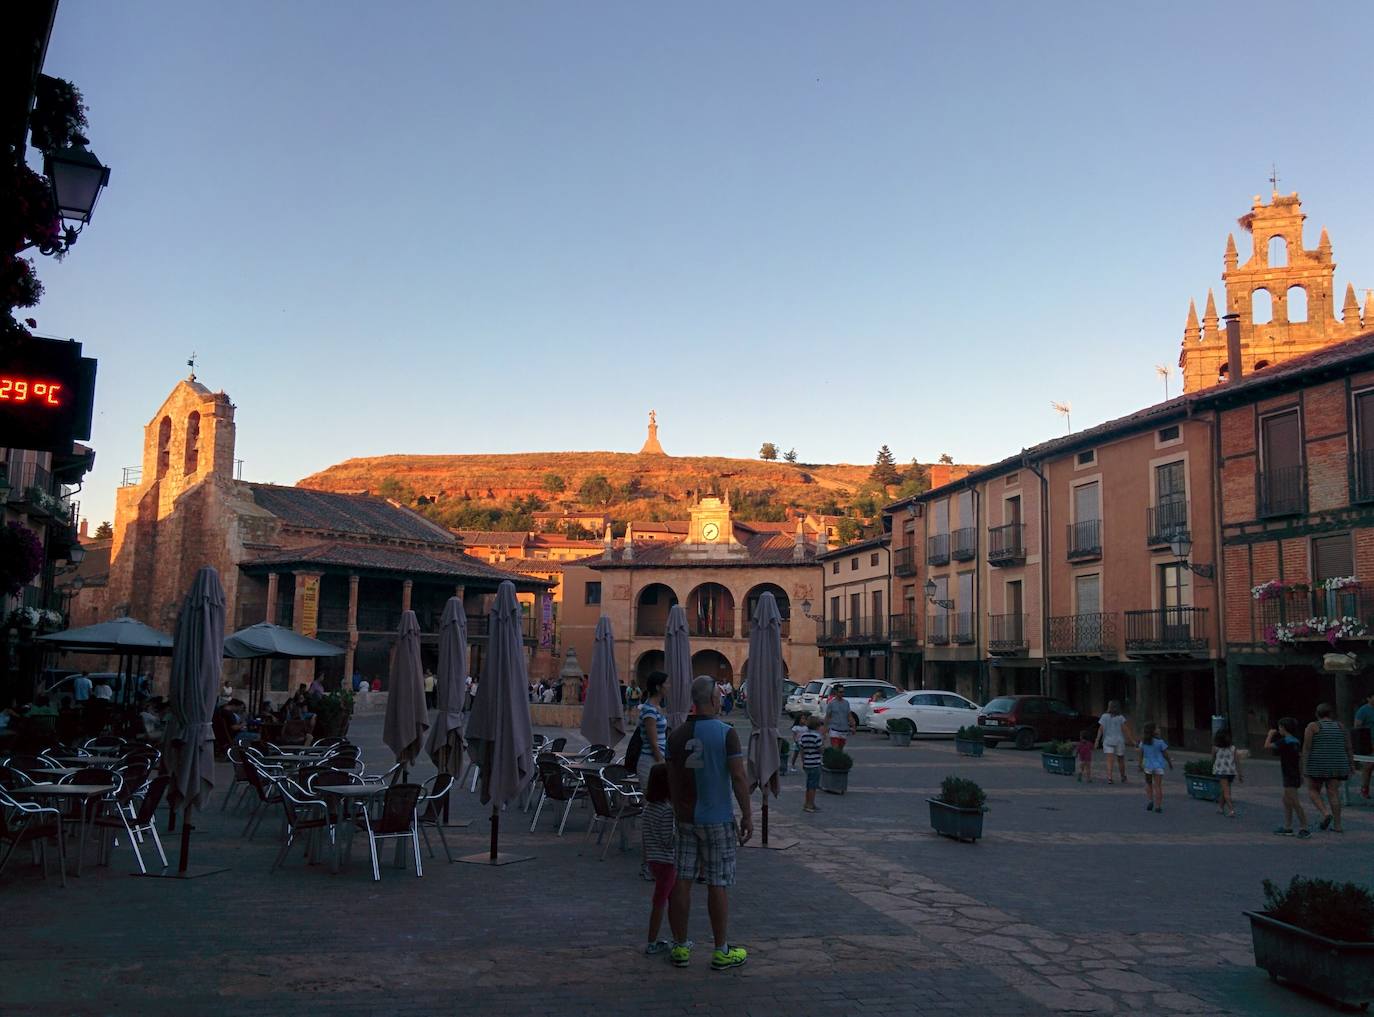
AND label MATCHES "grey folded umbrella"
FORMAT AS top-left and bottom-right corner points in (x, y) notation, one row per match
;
(746, 591), (785, 847)
(425, 597), (468, 774)
(383, 610), (429, 771)
(465, 582), (535, 809)
(663, 604), (693, 728)
(580, 616), (625, 747)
